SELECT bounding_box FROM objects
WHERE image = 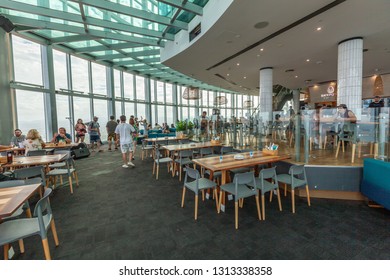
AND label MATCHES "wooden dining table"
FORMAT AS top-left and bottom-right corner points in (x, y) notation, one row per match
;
(192, 151), (290, 212)
(0, 183), (41, 219)
(2, 154), (67, 170)
(146, 136), (189, 143)
(162, 141), (223, 152)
